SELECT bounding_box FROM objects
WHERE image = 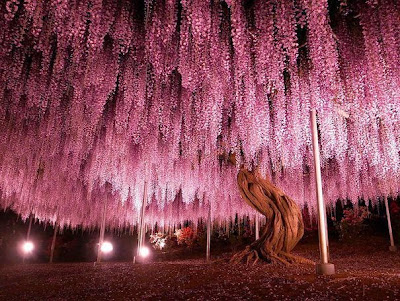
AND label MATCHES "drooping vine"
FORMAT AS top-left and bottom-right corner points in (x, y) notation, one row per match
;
(0, 0), (399, 228)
